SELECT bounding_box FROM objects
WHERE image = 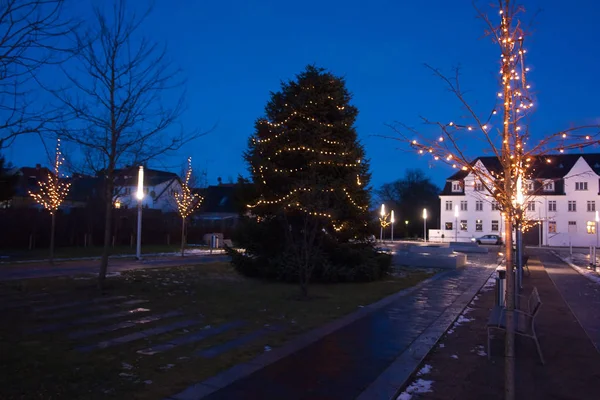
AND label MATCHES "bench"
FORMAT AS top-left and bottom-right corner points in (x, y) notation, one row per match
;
(487, 286), (544, 364)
